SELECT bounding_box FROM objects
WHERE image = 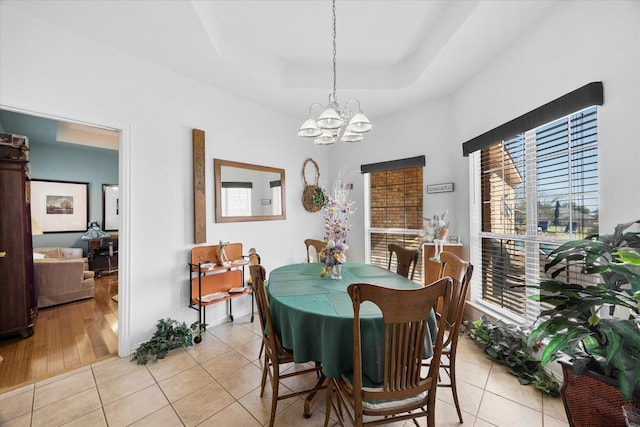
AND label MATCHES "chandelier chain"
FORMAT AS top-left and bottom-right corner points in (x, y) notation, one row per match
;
(297, 0), (371, 143)
(331, 0), (337, 102)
